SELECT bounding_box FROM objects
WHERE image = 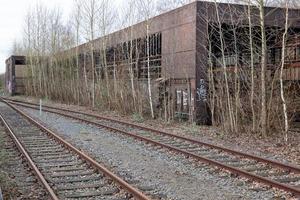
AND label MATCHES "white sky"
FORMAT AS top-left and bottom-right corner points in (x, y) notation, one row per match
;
(0, 0), (74, 74)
